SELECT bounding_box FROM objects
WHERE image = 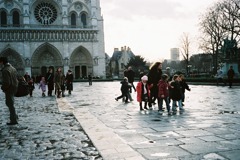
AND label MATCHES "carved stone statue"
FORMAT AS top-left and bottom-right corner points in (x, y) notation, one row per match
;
(221, 38), (237, 62)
